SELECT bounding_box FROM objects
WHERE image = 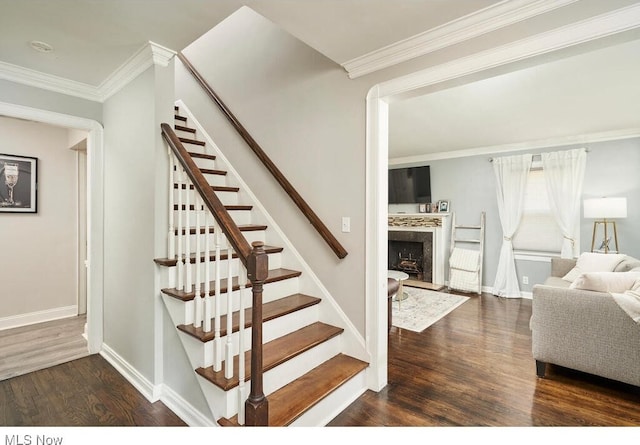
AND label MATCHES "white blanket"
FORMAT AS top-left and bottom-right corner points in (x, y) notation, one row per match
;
(449, 247), (480, 272)
(611, 289), (640, 324)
